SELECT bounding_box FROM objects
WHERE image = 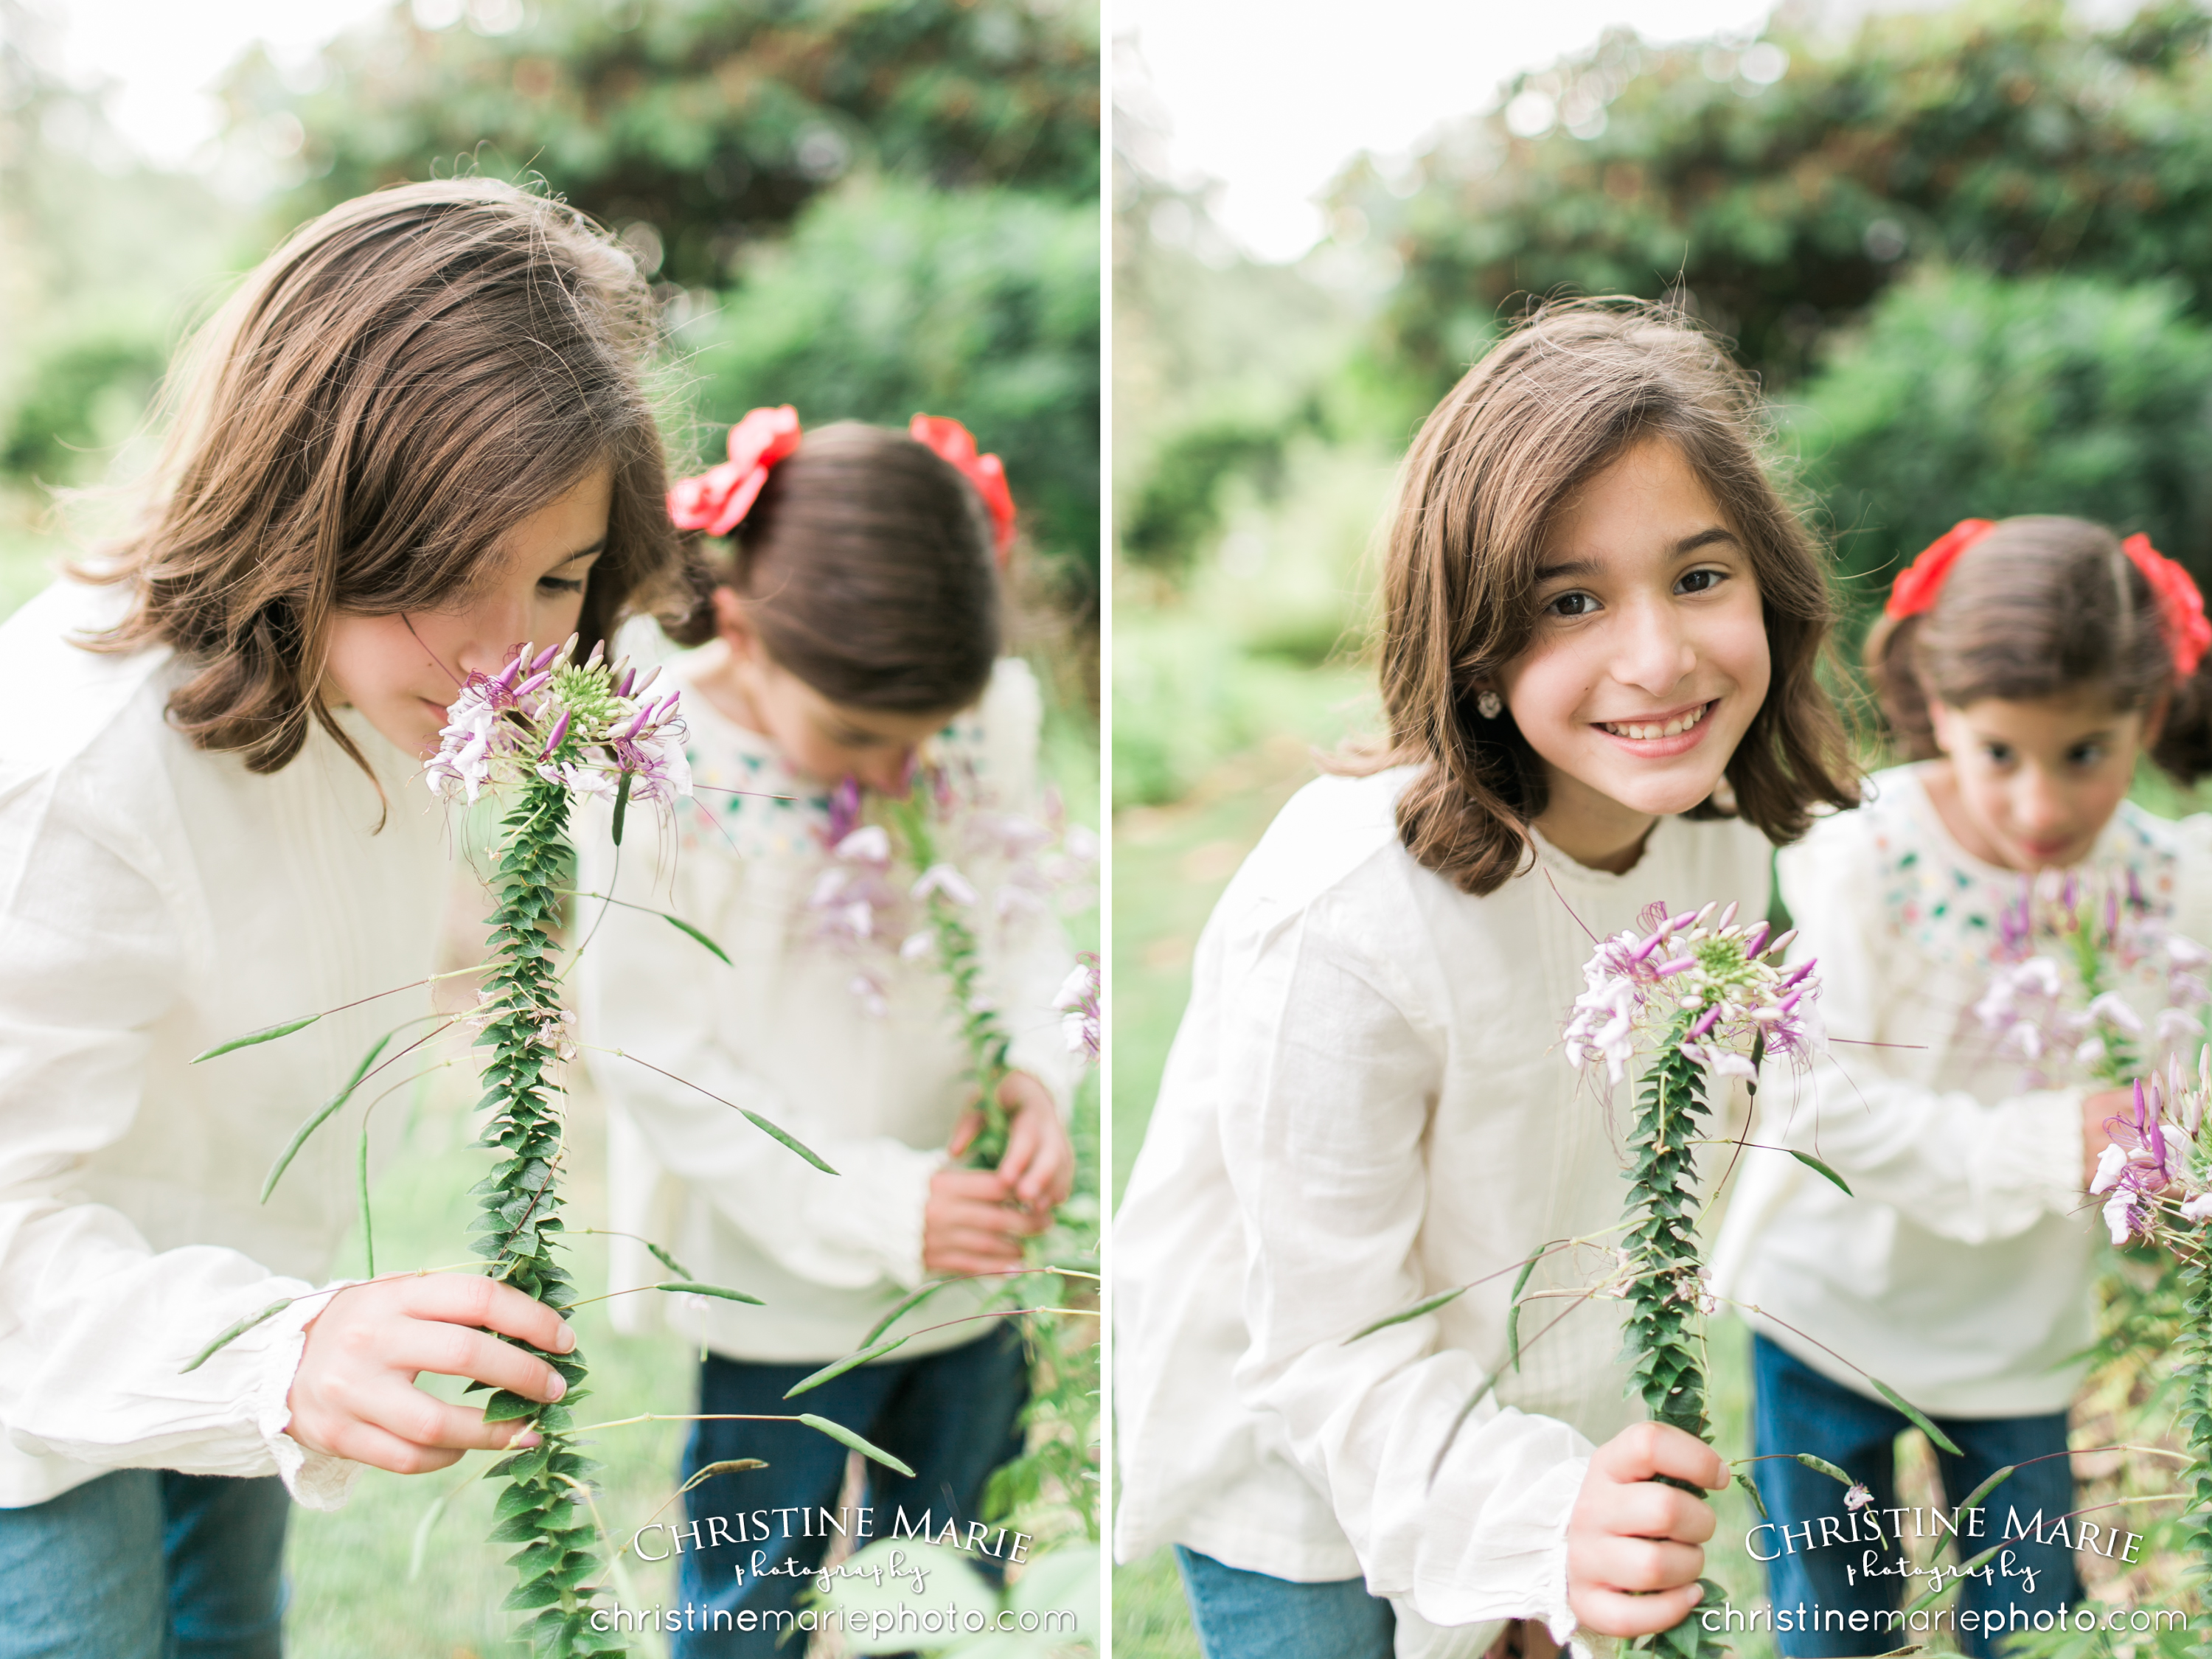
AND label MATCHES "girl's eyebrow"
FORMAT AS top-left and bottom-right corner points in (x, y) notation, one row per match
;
(1534, 527), (1740, 582)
